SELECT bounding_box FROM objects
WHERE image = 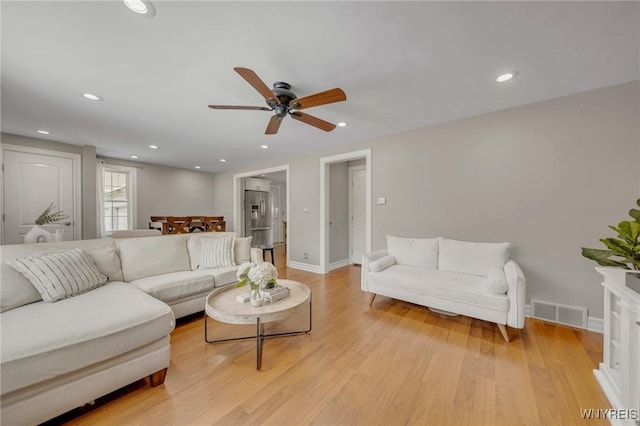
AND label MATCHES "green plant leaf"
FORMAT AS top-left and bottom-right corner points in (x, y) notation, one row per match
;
(236, 278), (248, 288)
(600, 237), (634, 255)
(581, 248), (631, 269)
(629, 208), (640, 222)
(609, 221), (639, 243)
